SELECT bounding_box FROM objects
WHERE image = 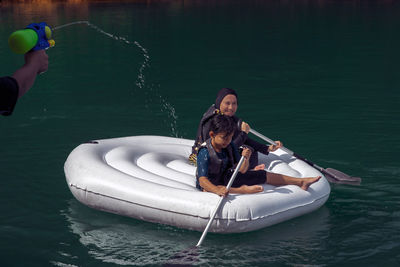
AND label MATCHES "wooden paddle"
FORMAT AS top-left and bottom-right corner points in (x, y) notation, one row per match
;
(249, 128), (362, 185)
